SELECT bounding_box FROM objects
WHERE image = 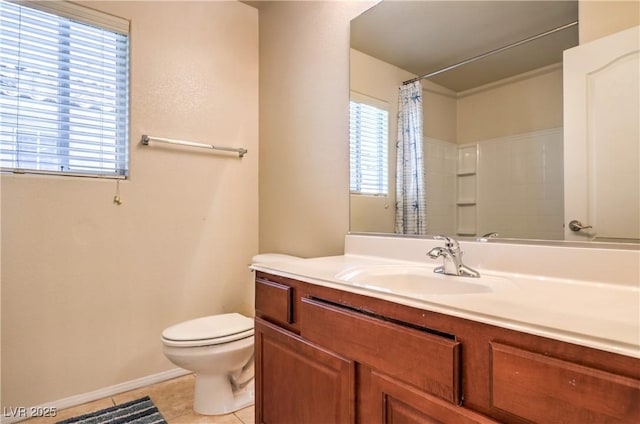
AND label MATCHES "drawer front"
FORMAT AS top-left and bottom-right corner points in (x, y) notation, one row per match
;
(255, 277), (293, 326)
(300, 297), (461, 404)
(490, 342), (640, 423)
